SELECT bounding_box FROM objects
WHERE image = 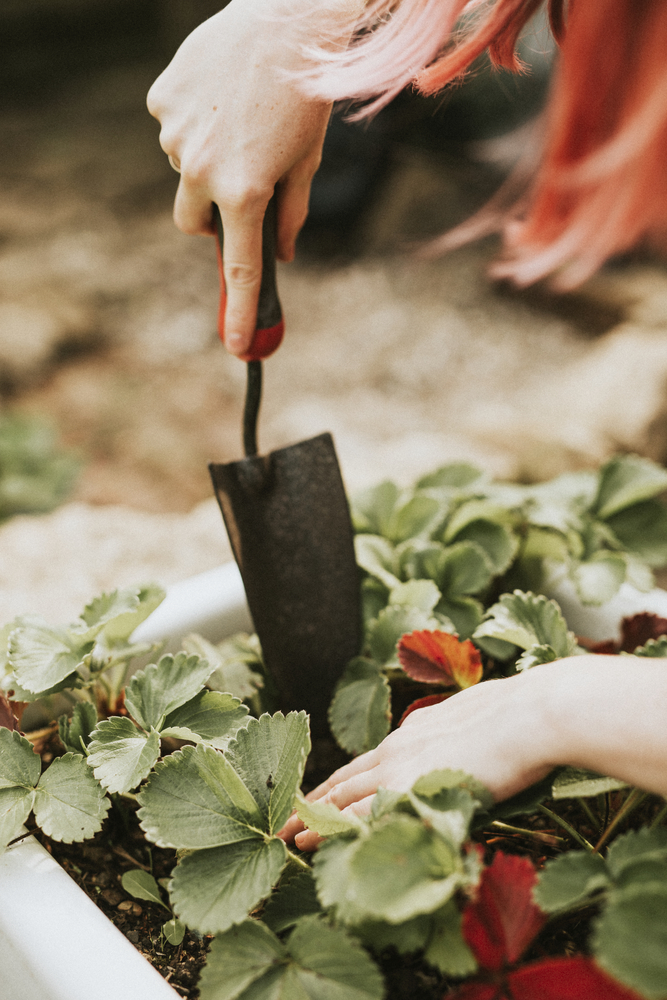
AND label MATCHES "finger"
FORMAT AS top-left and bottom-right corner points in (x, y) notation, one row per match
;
(295, 828), (324, 852)
(320, 764), (383, 812)
(217, 202), (268, 356)
(277, 811), (306, 843)
(305, 747), (382, 803)
(294, 795), (376, 852)
(173, 177), (216, 236)
(275, 171), (314, 262)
